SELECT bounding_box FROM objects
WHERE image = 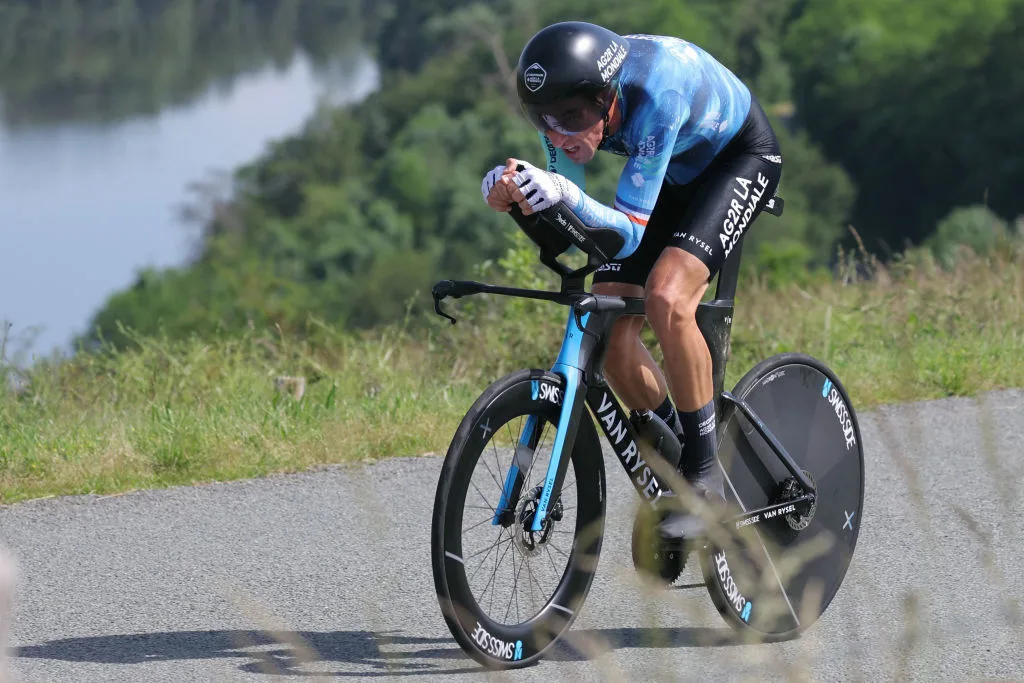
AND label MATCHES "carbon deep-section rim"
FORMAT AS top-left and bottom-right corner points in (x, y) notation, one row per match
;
(431, 369), (606, 669)
(702, 353), (865, 638)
